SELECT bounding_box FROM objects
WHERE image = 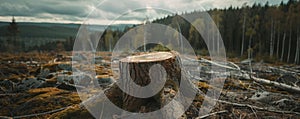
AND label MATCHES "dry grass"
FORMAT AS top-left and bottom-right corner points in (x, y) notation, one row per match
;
(48, 104), (93, 119)
(0, 87), (81, 117)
